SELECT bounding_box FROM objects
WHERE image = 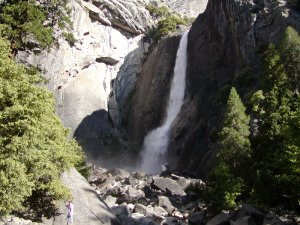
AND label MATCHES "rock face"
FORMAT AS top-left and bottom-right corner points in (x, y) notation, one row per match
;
(17, 0), (151, 164)
(169, 0), (300, 176)
(125, 0), (300, 177)
(125, 35), (181, 149)
(148, 0), (208, 17)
